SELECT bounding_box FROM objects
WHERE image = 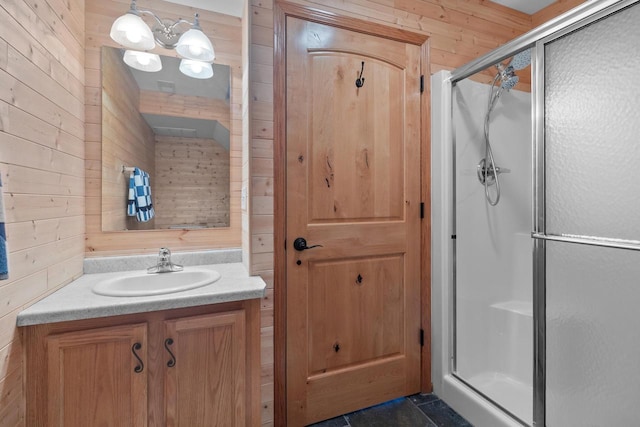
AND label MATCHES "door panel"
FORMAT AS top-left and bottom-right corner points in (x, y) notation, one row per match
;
(286, 17), (422, 425)
(308, 255), (404, 374)
(308, 54), (405, 222)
